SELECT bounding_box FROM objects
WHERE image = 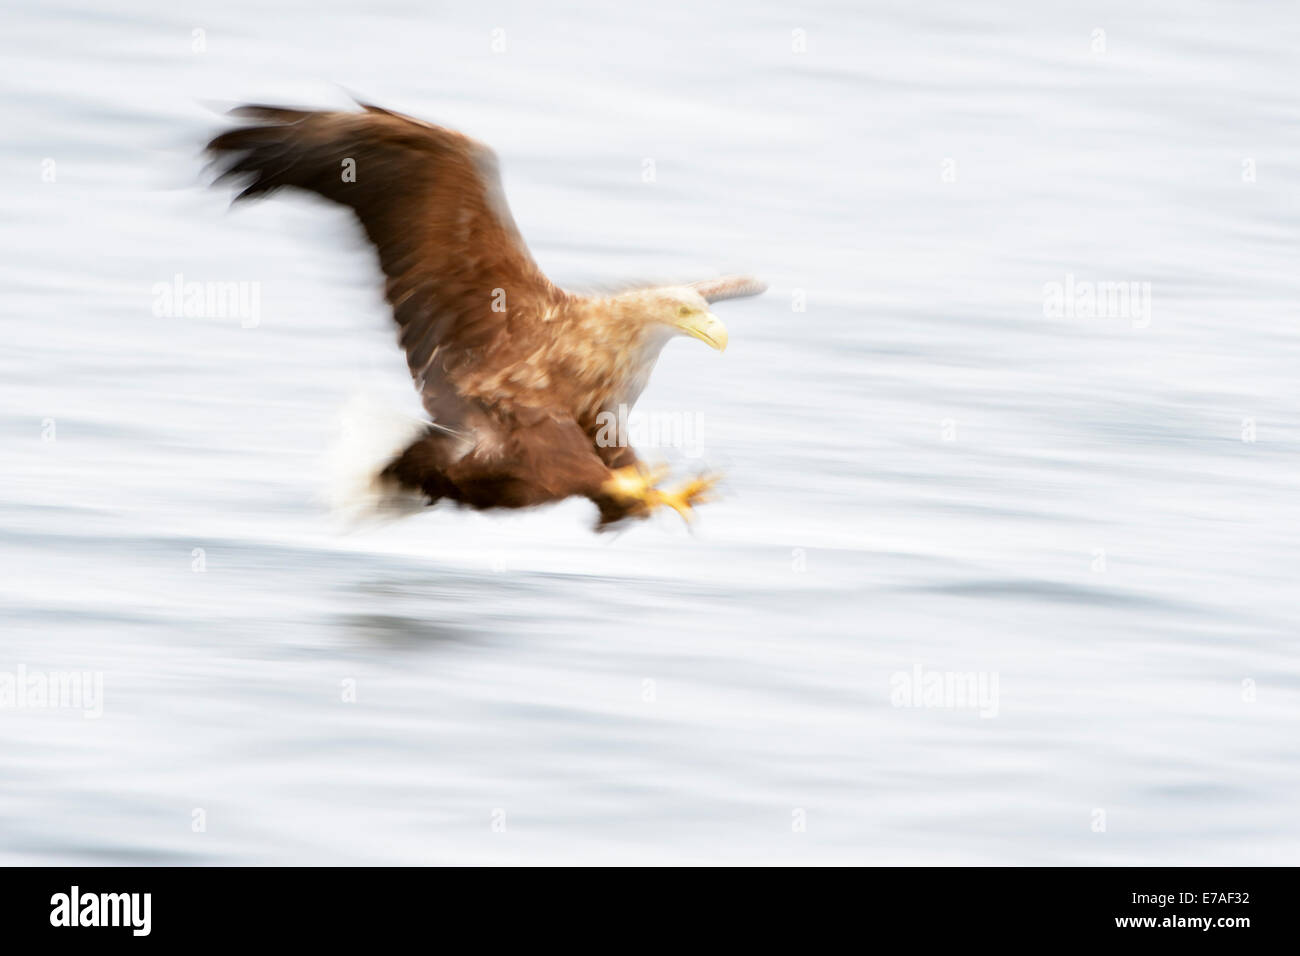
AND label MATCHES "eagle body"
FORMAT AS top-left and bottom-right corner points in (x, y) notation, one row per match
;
(208, 103), (765, 528)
